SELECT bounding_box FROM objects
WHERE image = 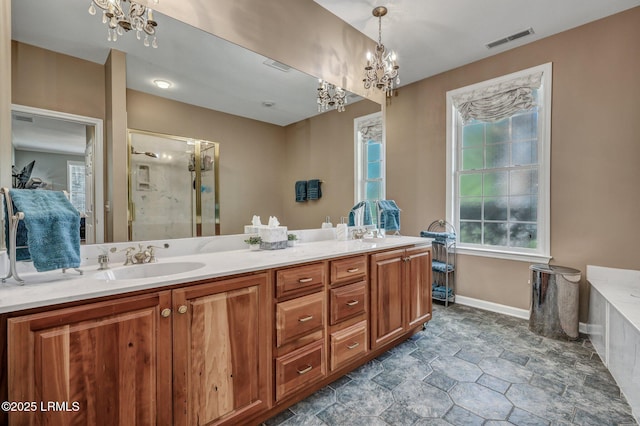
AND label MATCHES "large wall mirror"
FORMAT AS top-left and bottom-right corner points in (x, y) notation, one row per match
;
(9, 0), (381, 243)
